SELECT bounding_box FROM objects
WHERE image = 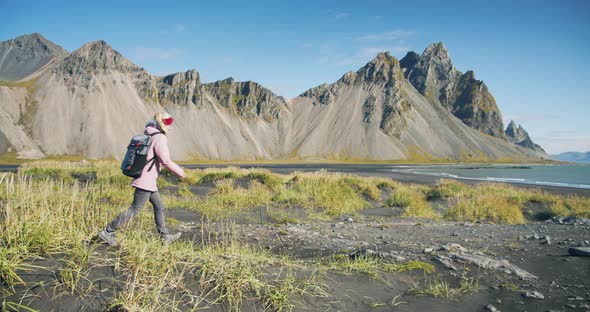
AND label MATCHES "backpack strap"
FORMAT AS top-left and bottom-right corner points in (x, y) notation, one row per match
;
(146, 132), (163, 172)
